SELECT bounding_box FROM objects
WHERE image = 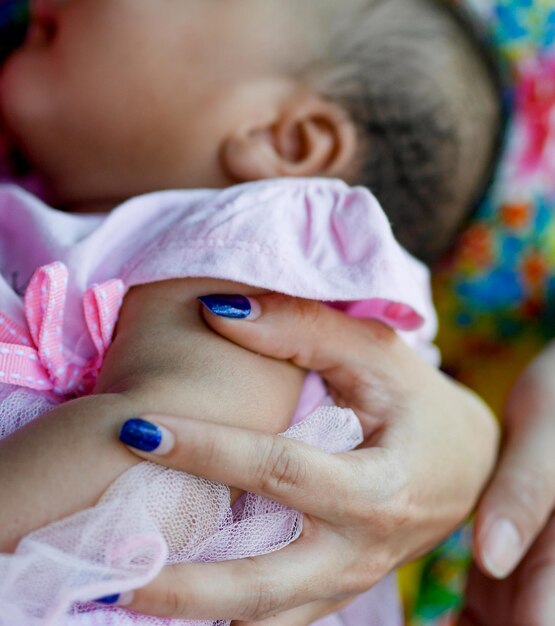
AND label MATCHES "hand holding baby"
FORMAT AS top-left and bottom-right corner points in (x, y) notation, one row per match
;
(119, 295), (499, 622)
